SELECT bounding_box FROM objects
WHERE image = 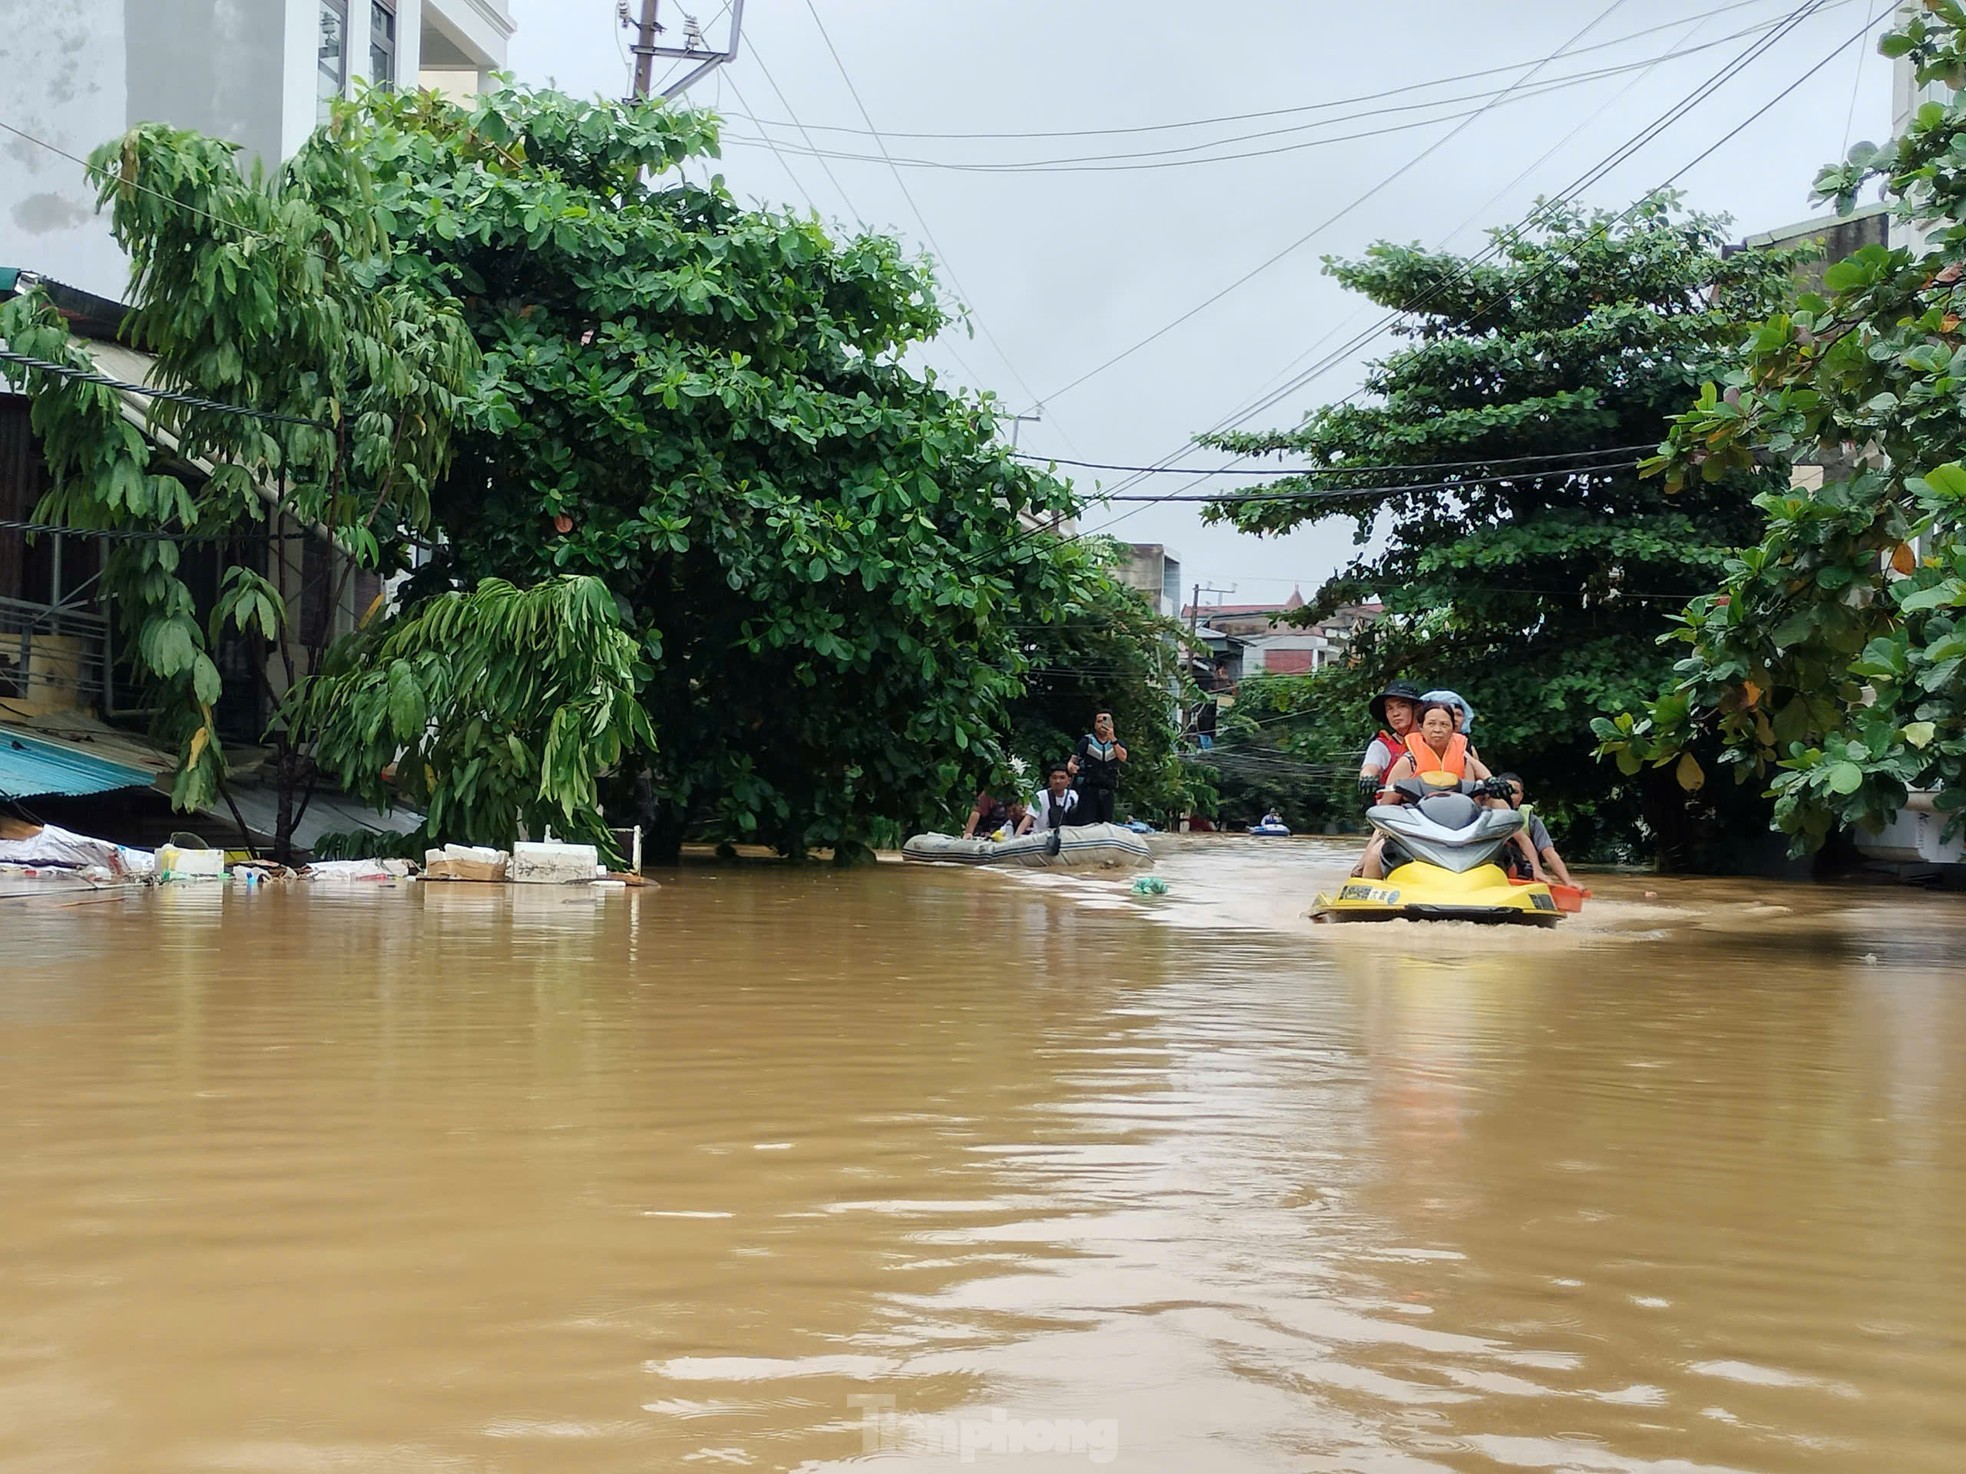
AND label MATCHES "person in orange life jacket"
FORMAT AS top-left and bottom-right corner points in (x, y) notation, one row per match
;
(1018, 764), (1081, 834)
(961, 789), (1027, 840)
(1067, 711), (1128, 825)
(1358, 702), (1502, 880)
